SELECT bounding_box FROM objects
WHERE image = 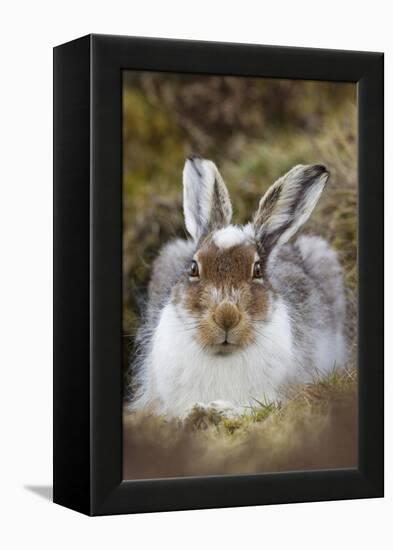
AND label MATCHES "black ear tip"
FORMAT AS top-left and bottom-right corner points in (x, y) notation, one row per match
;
(187, 153), (202, 161)
(313, 164), (329, 175)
